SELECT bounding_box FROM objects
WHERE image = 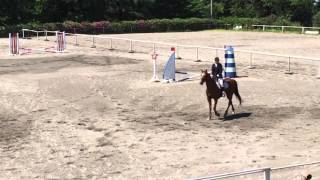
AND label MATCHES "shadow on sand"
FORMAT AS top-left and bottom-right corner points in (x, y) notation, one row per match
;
(223, 112), (252, 121)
